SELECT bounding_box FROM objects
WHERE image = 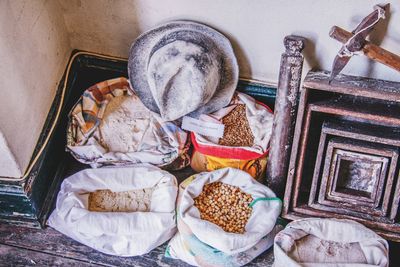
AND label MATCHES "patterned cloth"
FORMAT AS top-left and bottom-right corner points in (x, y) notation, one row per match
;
(67, 77), (190, 170)
(70, 77), (130, 142)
